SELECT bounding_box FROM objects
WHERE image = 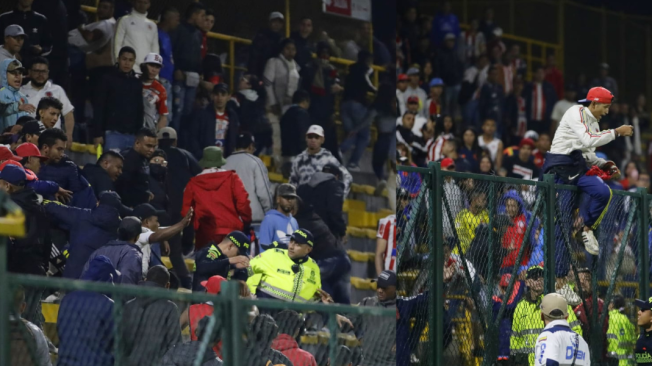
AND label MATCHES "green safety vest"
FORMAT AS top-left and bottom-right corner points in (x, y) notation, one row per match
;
(510, 294), (583, 366)
(607, 309), (636, 366)
(246, 248), (321, 303)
